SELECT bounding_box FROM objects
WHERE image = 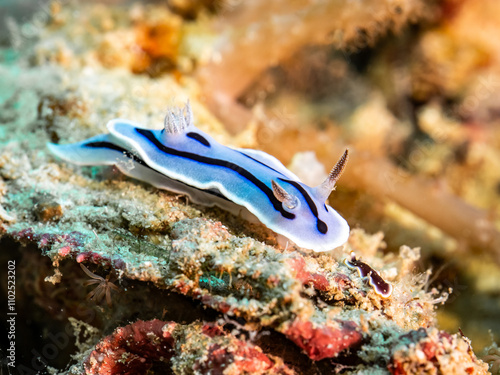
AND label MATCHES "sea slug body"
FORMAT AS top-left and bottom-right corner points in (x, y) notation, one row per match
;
(48, 102), (350, 252)
(344, 253), (393, 298)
